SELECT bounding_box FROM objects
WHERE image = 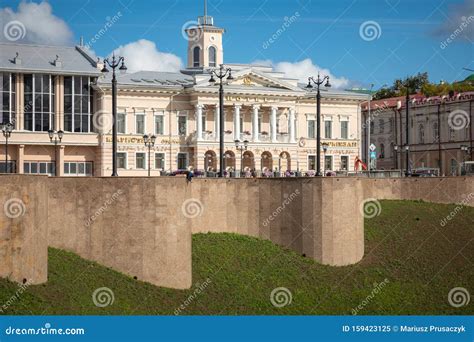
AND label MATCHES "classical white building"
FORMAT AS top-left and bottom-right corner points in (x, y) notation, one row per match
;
(0, 11), (366, 177)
